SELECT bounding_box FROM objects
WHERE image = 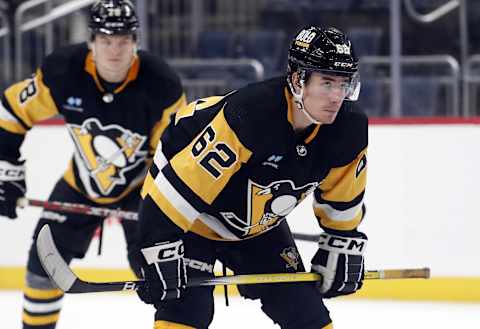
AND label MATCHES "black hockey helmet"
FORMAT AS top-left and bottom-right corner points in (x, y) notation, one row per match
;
(287, 26), (360, 101)
(288, 26), (358, 78)
(88, 0), (139, 37)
